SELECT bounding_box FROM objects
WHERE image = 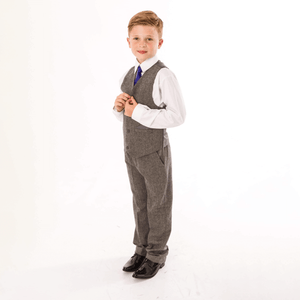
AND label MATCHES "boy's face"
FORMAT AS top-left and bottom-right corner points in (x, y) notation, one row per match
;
(127, 25), (163, 64)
